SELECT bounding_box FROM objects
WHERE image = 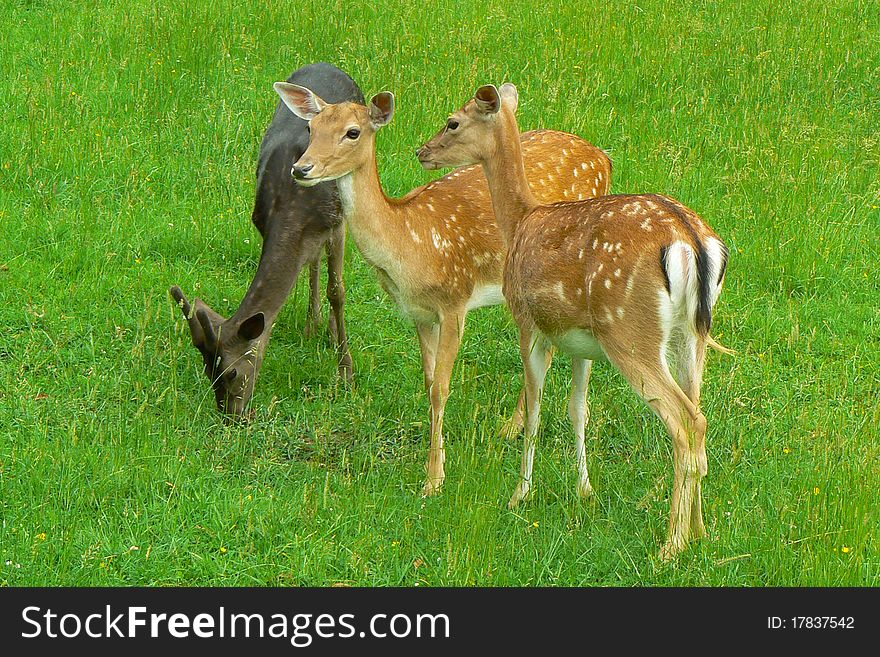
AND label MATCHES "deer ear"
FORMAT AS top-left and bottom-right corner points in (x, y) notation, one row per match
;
(369, 92), (395, 129)
(171, 285), (208, 348)
(475, 85), (502, 115)
(499, 82), (519, 113)
(195, 307), (219, 349)
(274, 82), (327, 121)
(237, 312), (265, 341)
